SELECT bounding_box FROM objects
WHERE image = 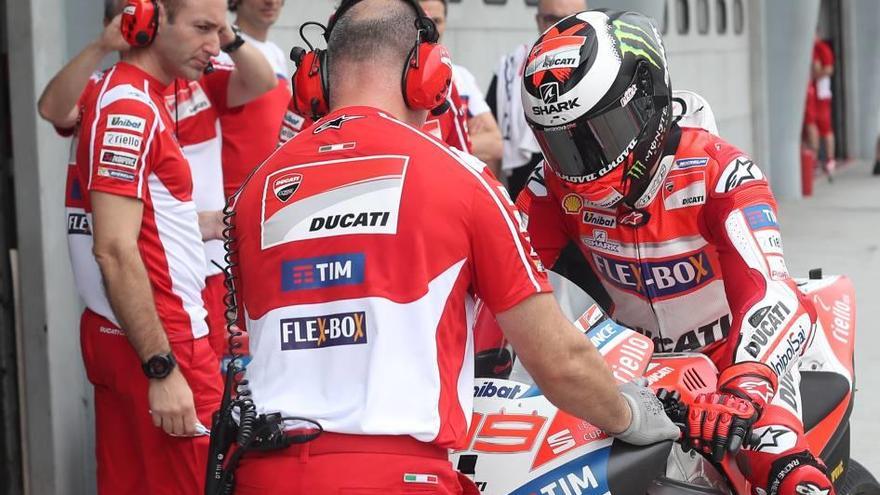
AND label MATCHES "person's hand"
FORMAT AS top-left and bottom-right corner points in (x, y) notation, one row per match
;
(97, 14), (130, 53)
(219, 23), (238, 49)
(684, 392), (758, 462)
(198, 211), (225, 241)
(613, 379), (680, 445)
(148, 367), (199, 436)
